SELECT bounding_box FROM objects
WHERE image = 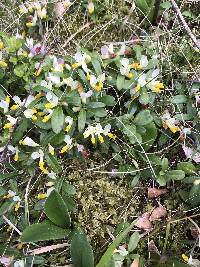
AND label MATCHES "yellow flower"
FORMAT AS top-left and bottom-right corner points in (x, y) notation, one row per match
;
(65, 125), (71, 132)
(39, 160), (49, 174)
(91, 136), (96, 144)
(42, 115), (51, 123)
(88, 2), (95, 14)
(0, 41), (4, 50)
(108, 133), (116, 140)
(0, 61), (8, 68)
(60, 145), (68, 154)
(182, 254), (189, 262)
(45, 102), (55, 109)
(86, 73), (91, 80)
(135, 84), (141, 93)
(127, 72), (133, 79)
(5, 95), (10, 103)
(95, 82), (103, 92)
(31, 115), (37, 121)
(14, 202), (20, 212)
(10, 104), (19, 111)
(98, 135), (104, 143)
(72, 63), (79, 69)
(130, 62), (142, 70)
(3, 122), (13, 129)
(48, 144), (55, 155)
(35, 92), (43, 99)
(14, 151), (19, 161)
(37, 192), (47, 200)
(151, 82), (164, 93)
(26, 22), (34, 27)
